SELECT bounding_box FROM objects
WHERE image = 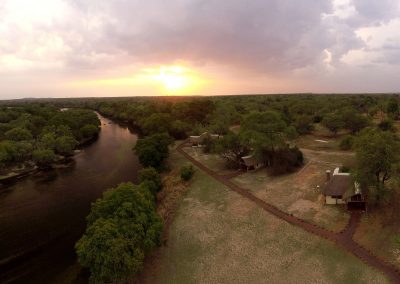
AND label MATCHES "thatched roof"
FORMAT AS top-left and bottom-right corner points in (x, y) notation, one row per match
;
(323, 174), (352, 196)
